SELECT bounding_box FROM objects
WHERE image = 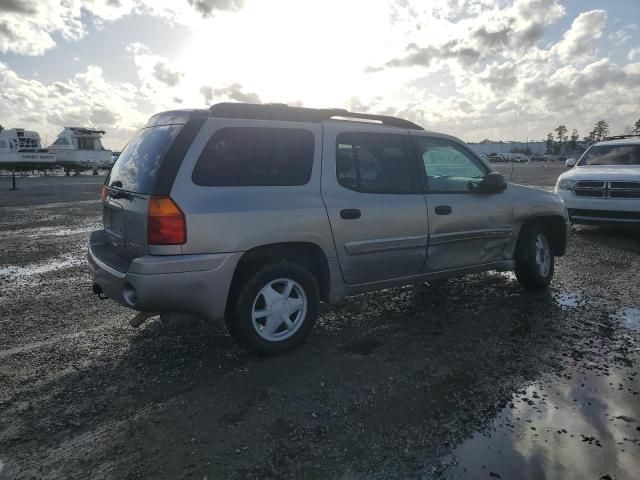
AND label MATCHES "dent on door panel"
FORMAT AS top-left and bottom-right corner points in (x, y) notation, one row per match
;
(426, 203), (513, 272)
